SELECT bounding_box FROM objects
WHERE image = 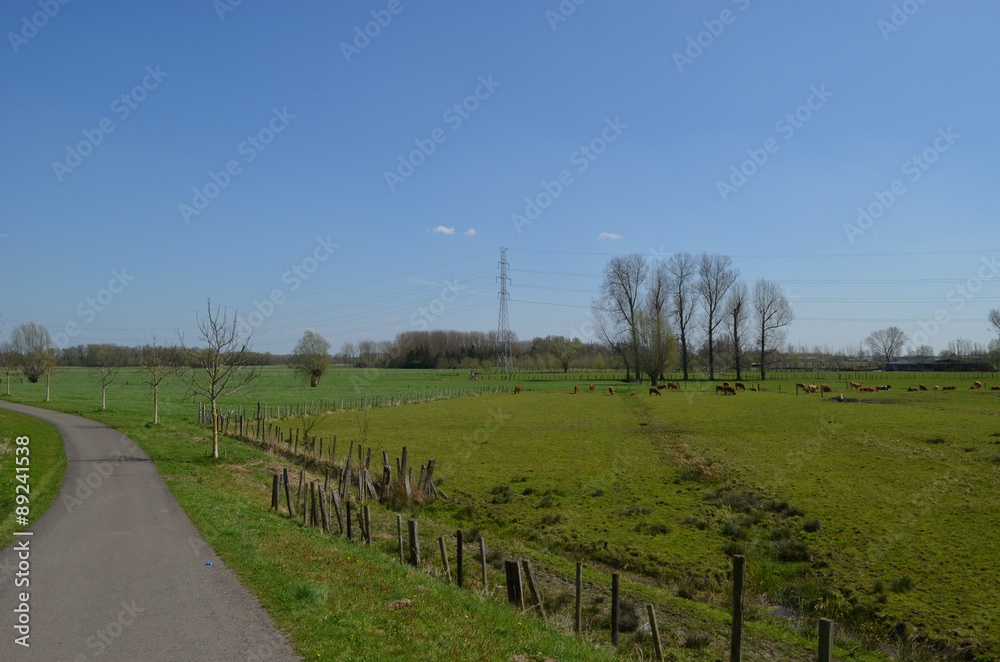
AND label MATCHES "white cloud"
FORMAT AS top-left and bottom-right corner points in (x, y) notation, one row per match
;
(599, 232), (623, 240)
(430, 226), (456, 235)
(463, 229), (477, 237)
